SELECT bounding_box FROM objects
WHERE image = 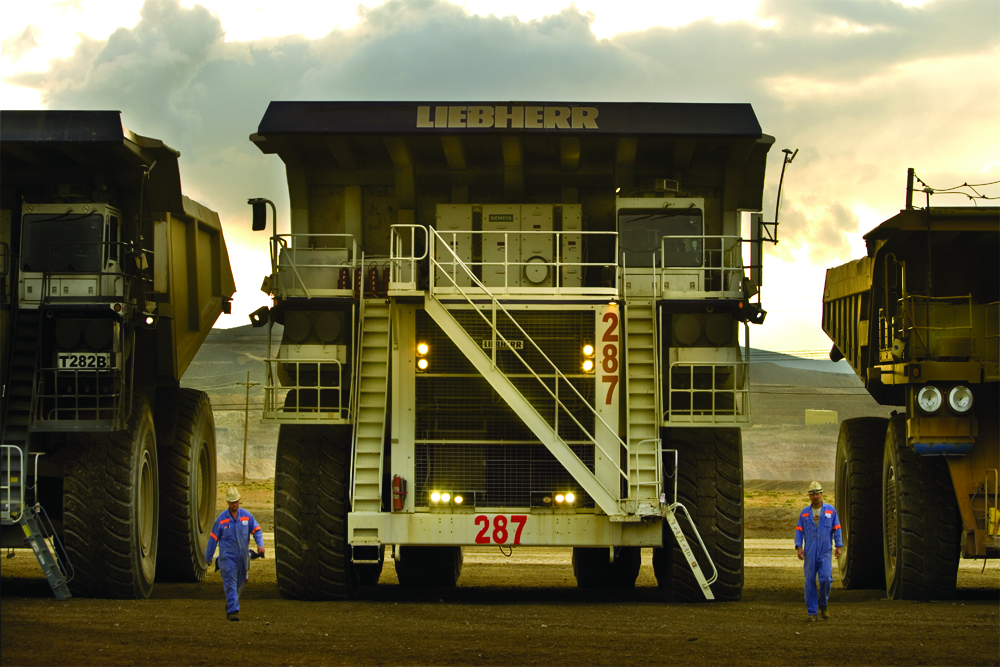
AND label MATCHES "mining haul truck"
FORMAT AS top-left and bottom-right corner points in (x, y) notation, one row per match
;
(823, 176), (999, 600)
(0, 110), (235, 599)
(247, 101), (776, 601)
